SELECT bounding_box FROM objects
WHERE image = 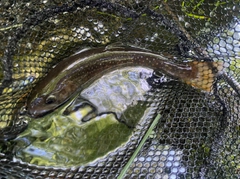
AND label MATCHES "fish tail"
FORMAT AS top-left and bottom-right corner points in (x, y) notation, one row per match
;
(185, 61), (224, 92)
